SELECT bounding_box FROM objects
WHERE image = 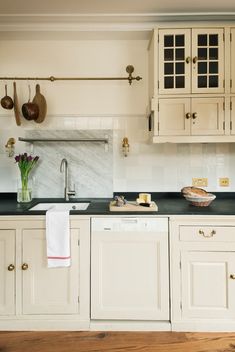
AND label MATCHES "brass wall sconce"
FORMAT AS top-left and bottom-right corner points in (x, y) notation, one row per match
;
(5, 137), (15, 157)
(122, 137), (130, 157)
